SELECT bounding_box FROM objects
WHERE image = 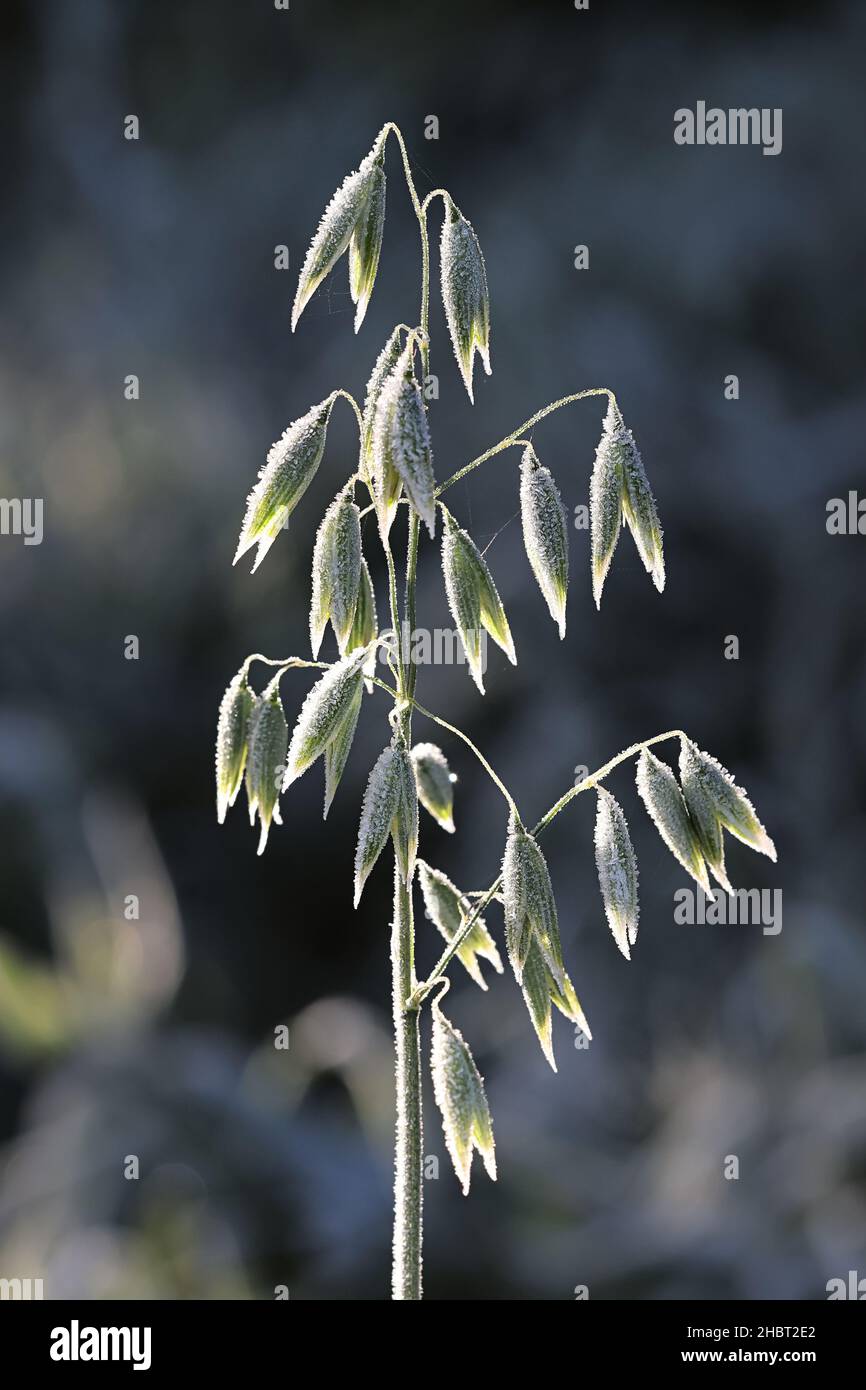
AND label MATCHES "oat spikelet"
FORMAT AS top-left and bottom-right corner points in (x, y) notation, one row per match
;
(519, 444), (569, 639)
(636, 748), (711, 894)
(594, 787), (639, 959)
(440, 202), (491, 402)
(417, 860), (503, 989)
(234, 397), (334, 573)
(216, 669), (254, 824)
(292, 130), (386, 331)
(431, 1001), (496, 1194)
(411, 742), (456, 833)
